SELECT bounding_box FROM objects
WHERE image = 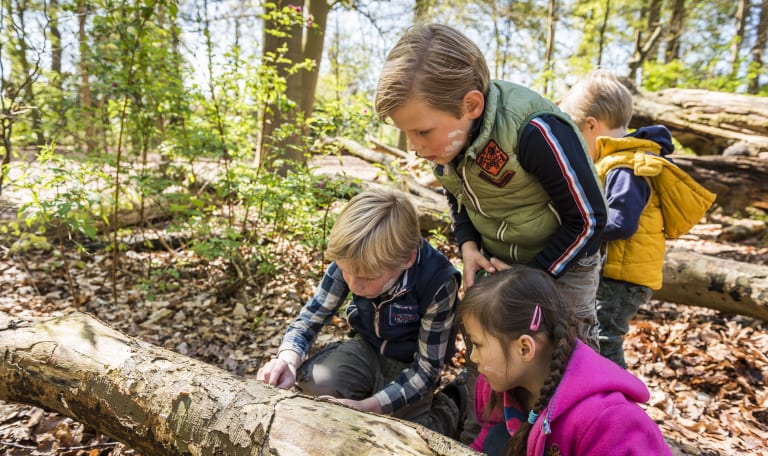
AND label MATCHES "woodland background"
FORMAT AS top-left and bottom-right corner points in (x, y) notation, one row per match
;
(1, 0), (768, 455)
